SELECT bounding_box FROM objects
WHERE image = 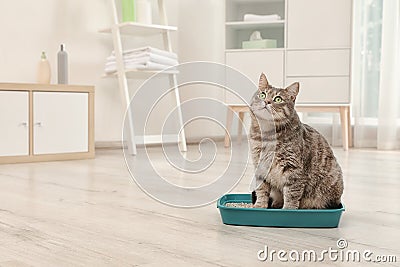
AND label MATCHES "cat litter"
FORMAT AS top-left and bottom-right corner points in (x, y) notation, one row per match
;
(218, 193), (345, 228)
(225, 202), (253, 208)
